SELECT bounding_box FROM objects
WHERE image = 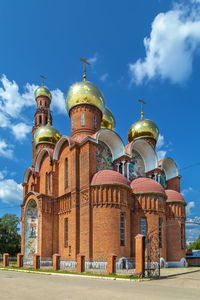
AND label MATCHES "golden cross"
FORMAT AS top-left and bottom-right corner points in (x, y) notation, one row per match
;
(79, 57), (90, 81)
(40, 75), (46, 87)
(138, 99), (146, 119)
